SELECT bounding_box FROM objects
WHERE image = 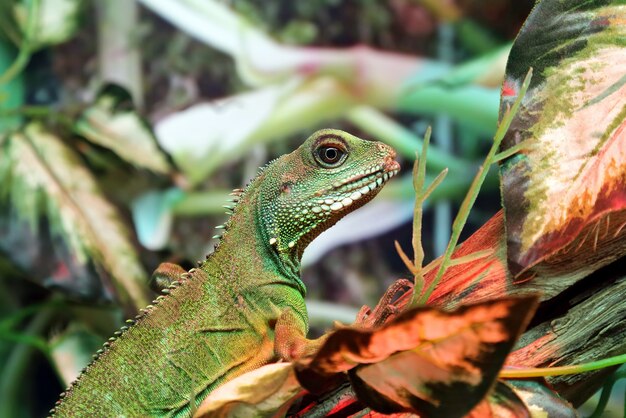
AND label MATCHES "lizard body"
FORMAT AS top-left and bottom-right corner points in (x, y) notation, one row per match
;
(51, 129), (399, 417)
